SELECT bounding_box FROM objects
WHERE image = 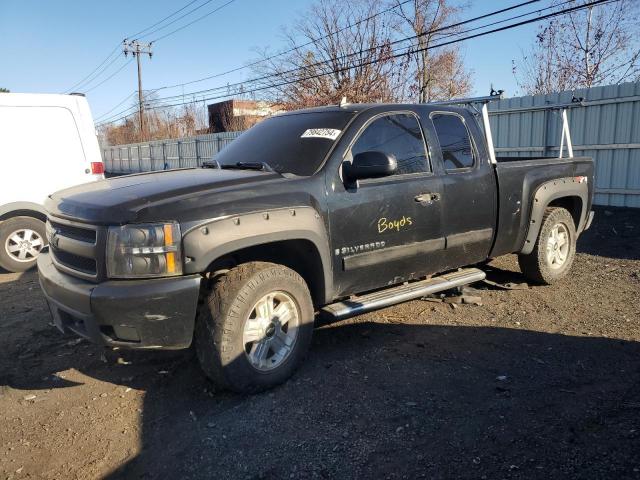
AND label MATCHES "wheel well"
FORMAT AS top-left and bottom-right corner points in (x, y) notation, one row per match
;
(205, 239), (326, 307)
(0, 209), (47, 223)
(548, 196), (582, 229)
